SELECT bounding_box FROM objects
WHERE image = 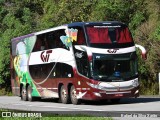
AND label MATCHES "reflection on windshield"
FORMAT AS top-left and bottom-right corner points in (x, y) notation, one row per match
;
(92, 59), (137, 81)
